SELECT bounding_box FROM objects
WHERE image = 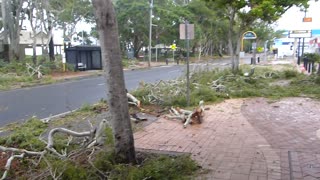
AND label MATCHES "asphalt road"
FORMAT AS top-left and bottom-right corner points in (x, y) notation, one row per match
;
(0, 65), (186, 126)
(0, 57), (245, 127)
